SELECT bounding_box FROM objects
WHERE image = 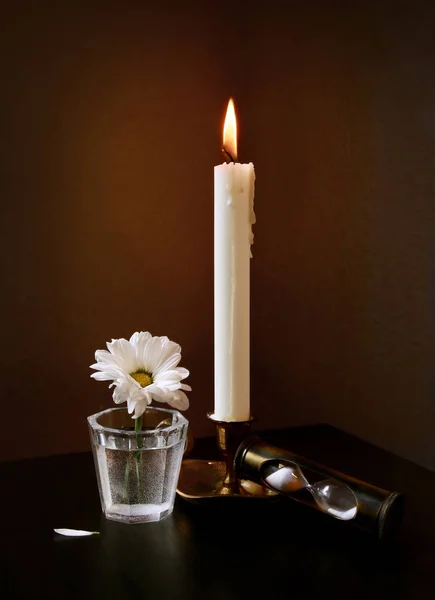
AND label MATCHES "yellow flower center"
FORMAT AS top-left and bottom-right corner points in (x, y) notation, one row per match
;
(131, 371), (153, 388)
